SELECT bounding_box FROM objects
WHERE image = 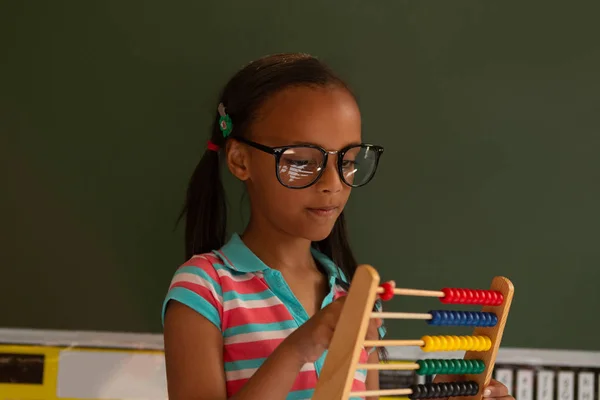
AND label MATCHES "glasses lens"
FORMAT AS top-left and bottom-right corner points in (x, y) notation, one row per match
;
(341, 145), (380, 187)
(278, 147), (325, 188)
